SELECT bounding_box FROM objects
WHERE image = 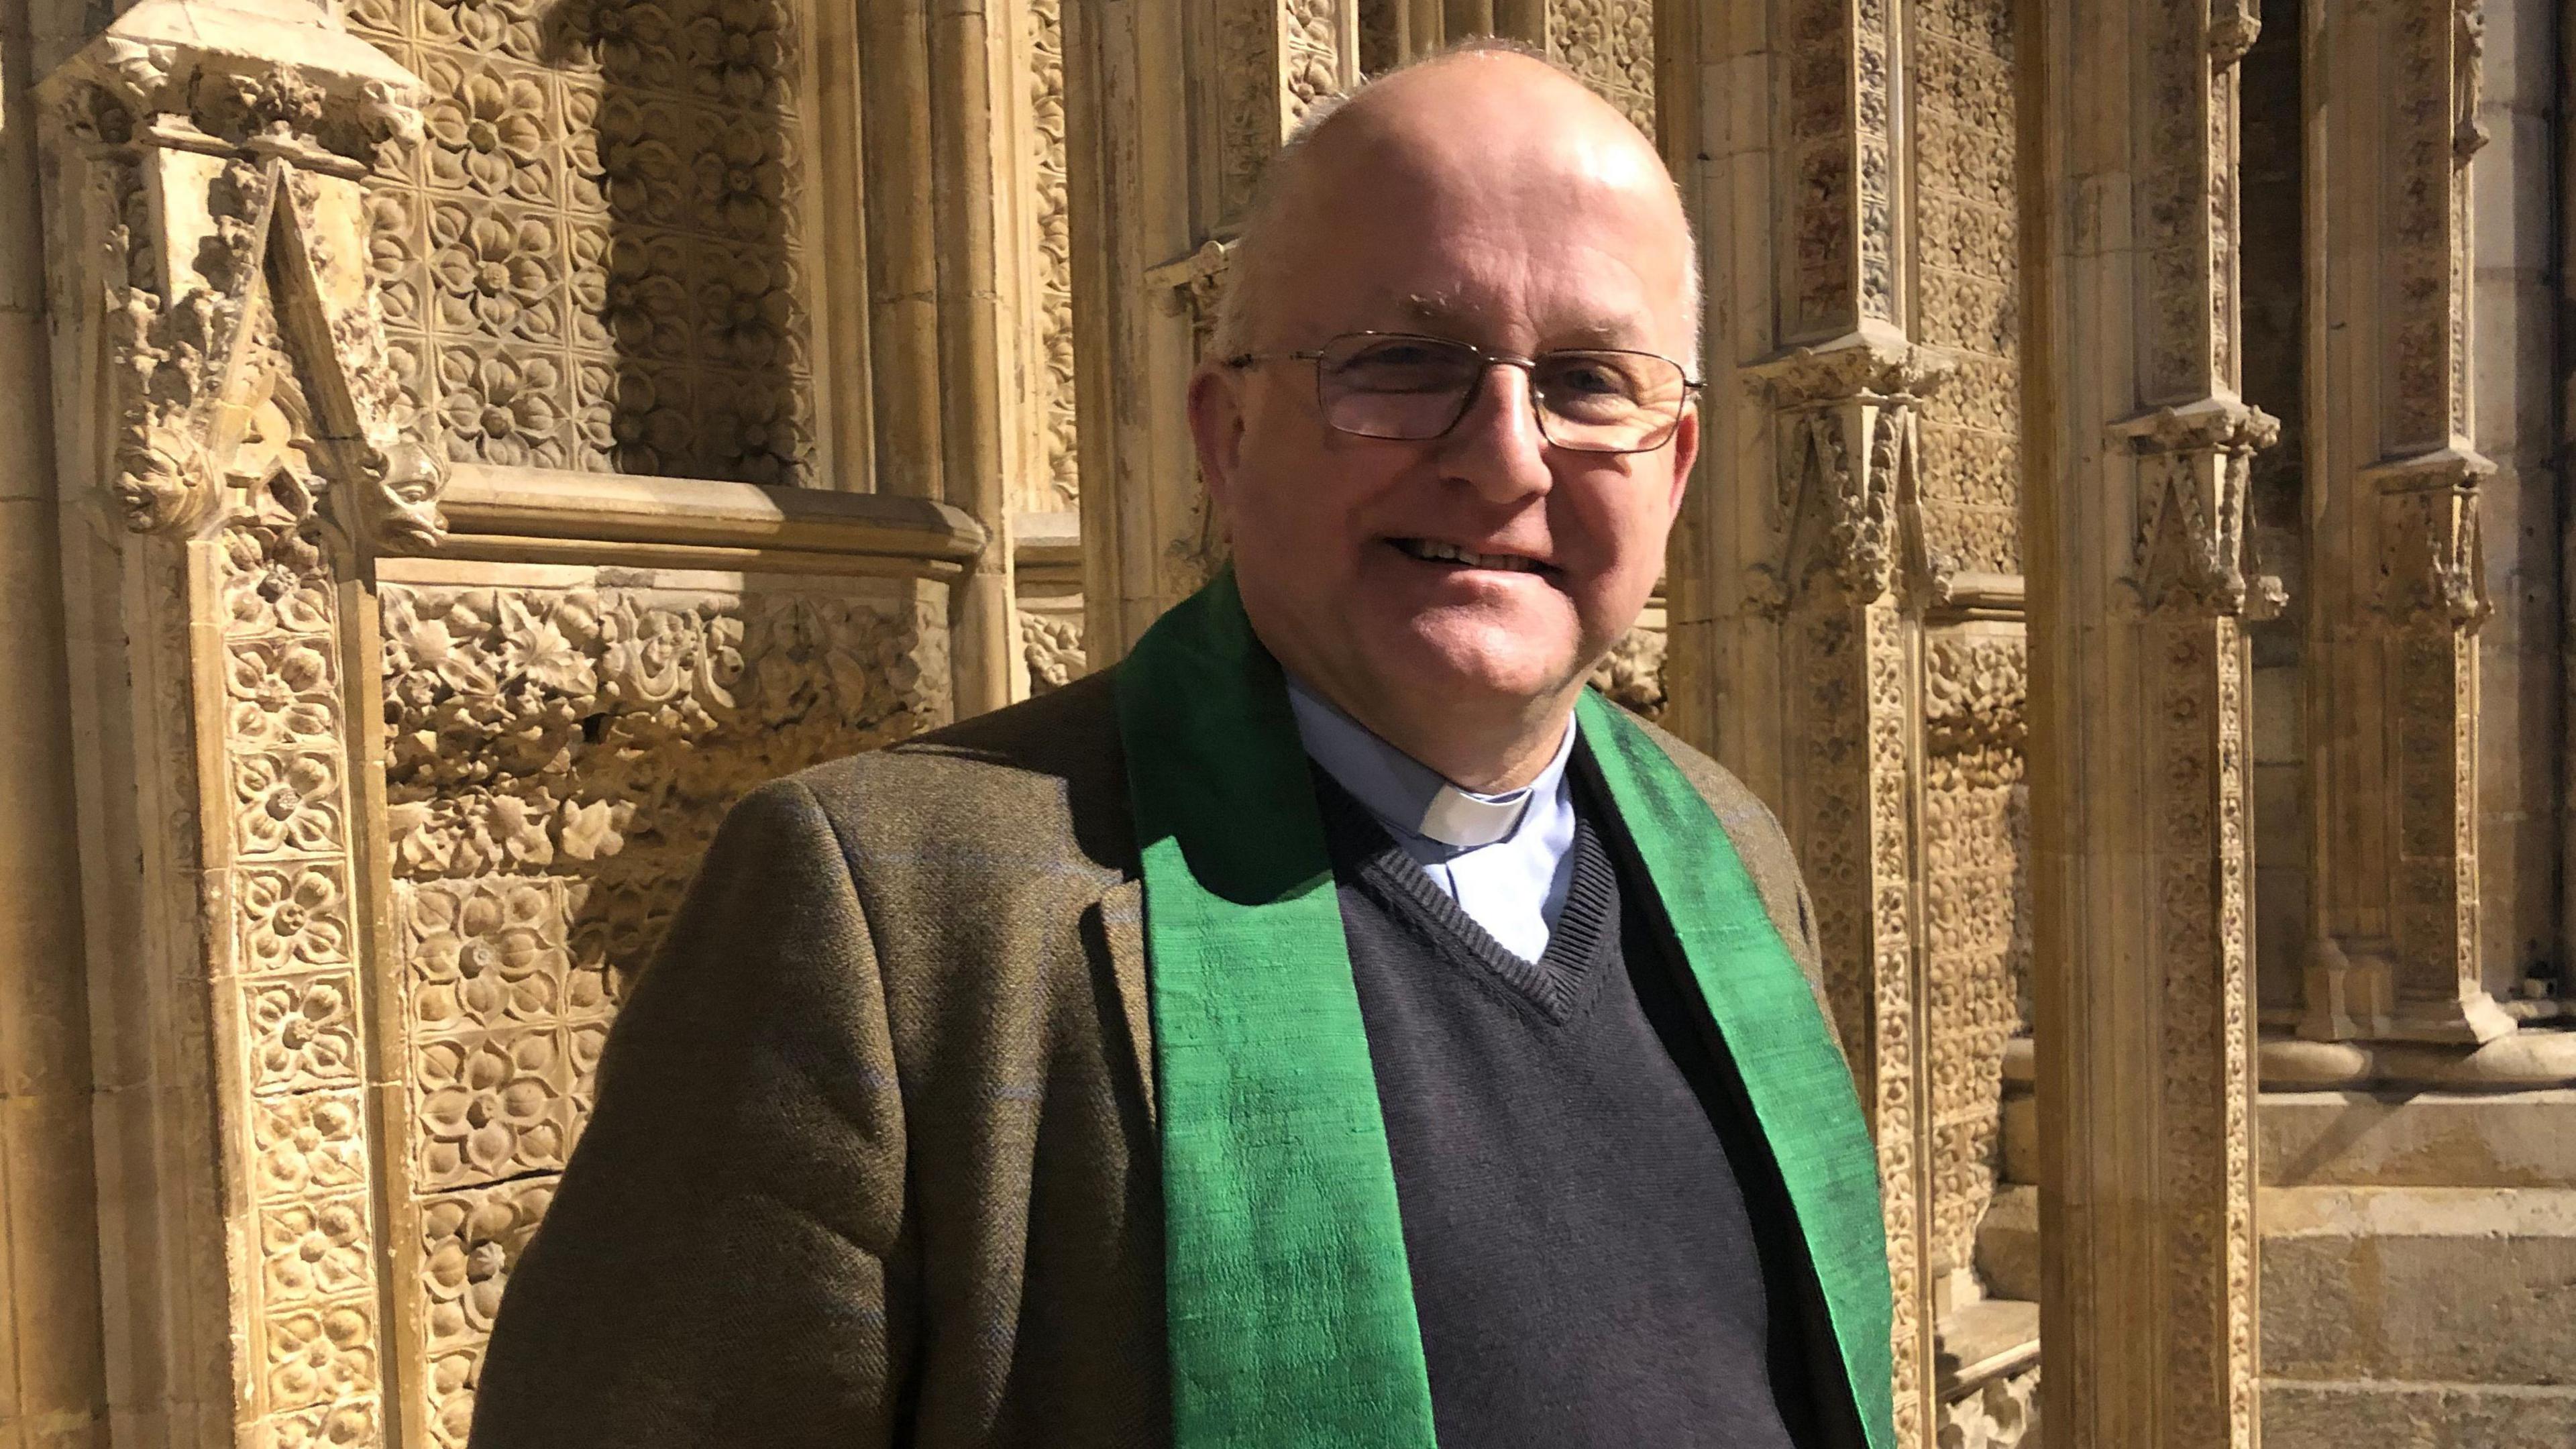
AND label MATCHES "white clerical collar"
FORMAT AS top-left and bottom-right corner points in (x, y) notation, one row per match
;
(1283, 676), (1577, 851)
